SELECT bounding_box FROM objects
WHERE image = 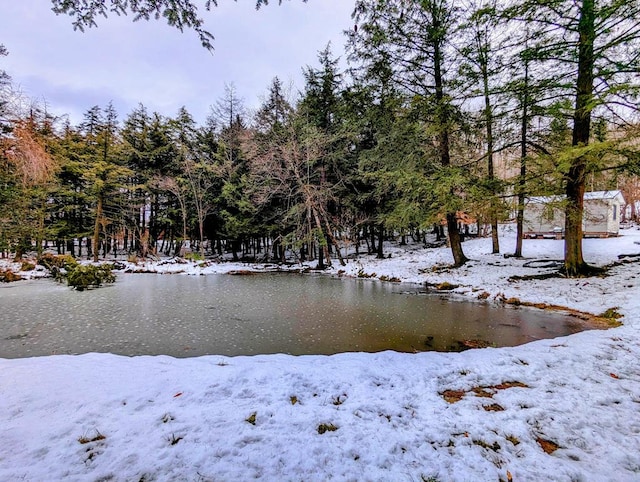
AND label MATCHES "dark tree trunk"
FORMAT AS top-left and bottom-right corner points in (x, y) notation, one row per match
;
(515, 54), (531, 258)
(231, 239), (240, 261)
(369, 224), (376, 255)
(312, 208), (331, 268)
(323, 221), (346, 266)
(376, 223), (384, 259)
(316, 239), (325, 269)
(67, 239), (75, 257)
(92, 195), (103, 262)
(86, 237), (92, 260)
(480, 41), (500, 254)
(433, 21), (468, 267)
(564, 0), (595, 276)
(150, 195), (159, 250)
(434, 223), (442, 242)
(446, 213), (468, 267)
